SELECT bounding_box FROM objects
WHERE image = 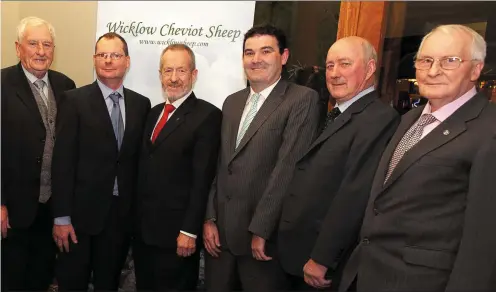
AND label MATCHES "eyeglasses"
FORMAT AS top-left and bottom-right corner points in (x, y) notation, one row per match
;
(414, 56), (477, 70)
(94, 52), (125, 60)
(27, 40), (55, 51)
(160, 68), (190, 77)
